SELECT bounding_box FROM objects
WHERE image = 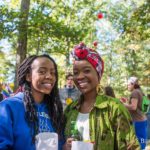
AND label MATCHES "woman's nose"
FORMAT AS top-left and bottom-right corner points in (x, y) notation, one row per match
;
(45, 72), (53, 79)
(77, 72), (84, 79)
